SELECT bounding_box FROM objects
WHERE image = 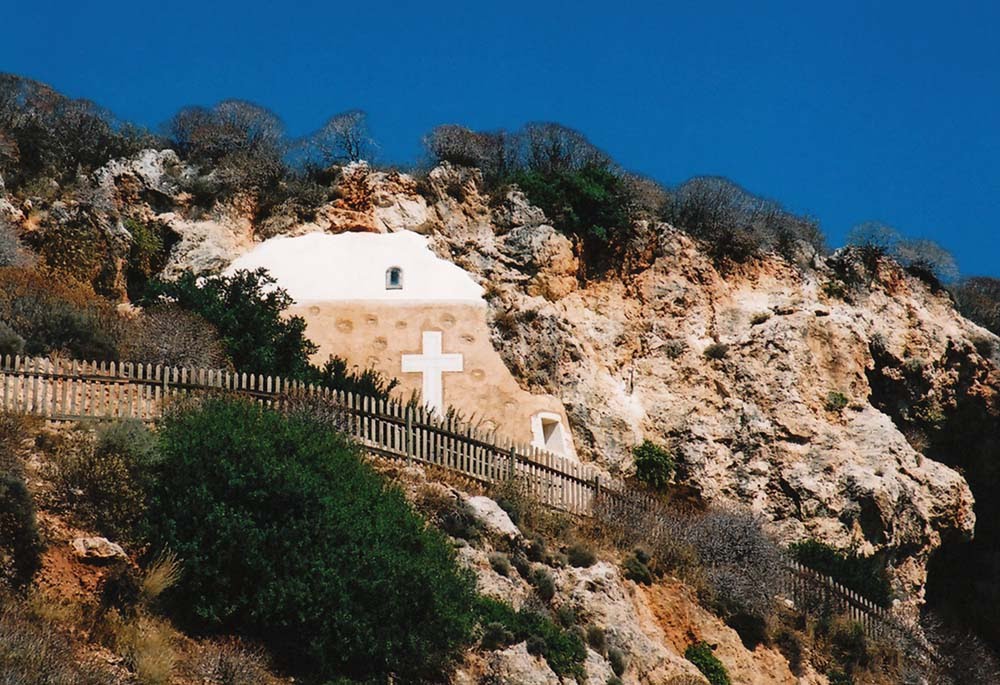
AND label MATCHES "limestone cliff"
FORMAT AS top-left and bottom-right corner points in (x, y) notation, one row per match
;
(7, 151), (994, 661)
